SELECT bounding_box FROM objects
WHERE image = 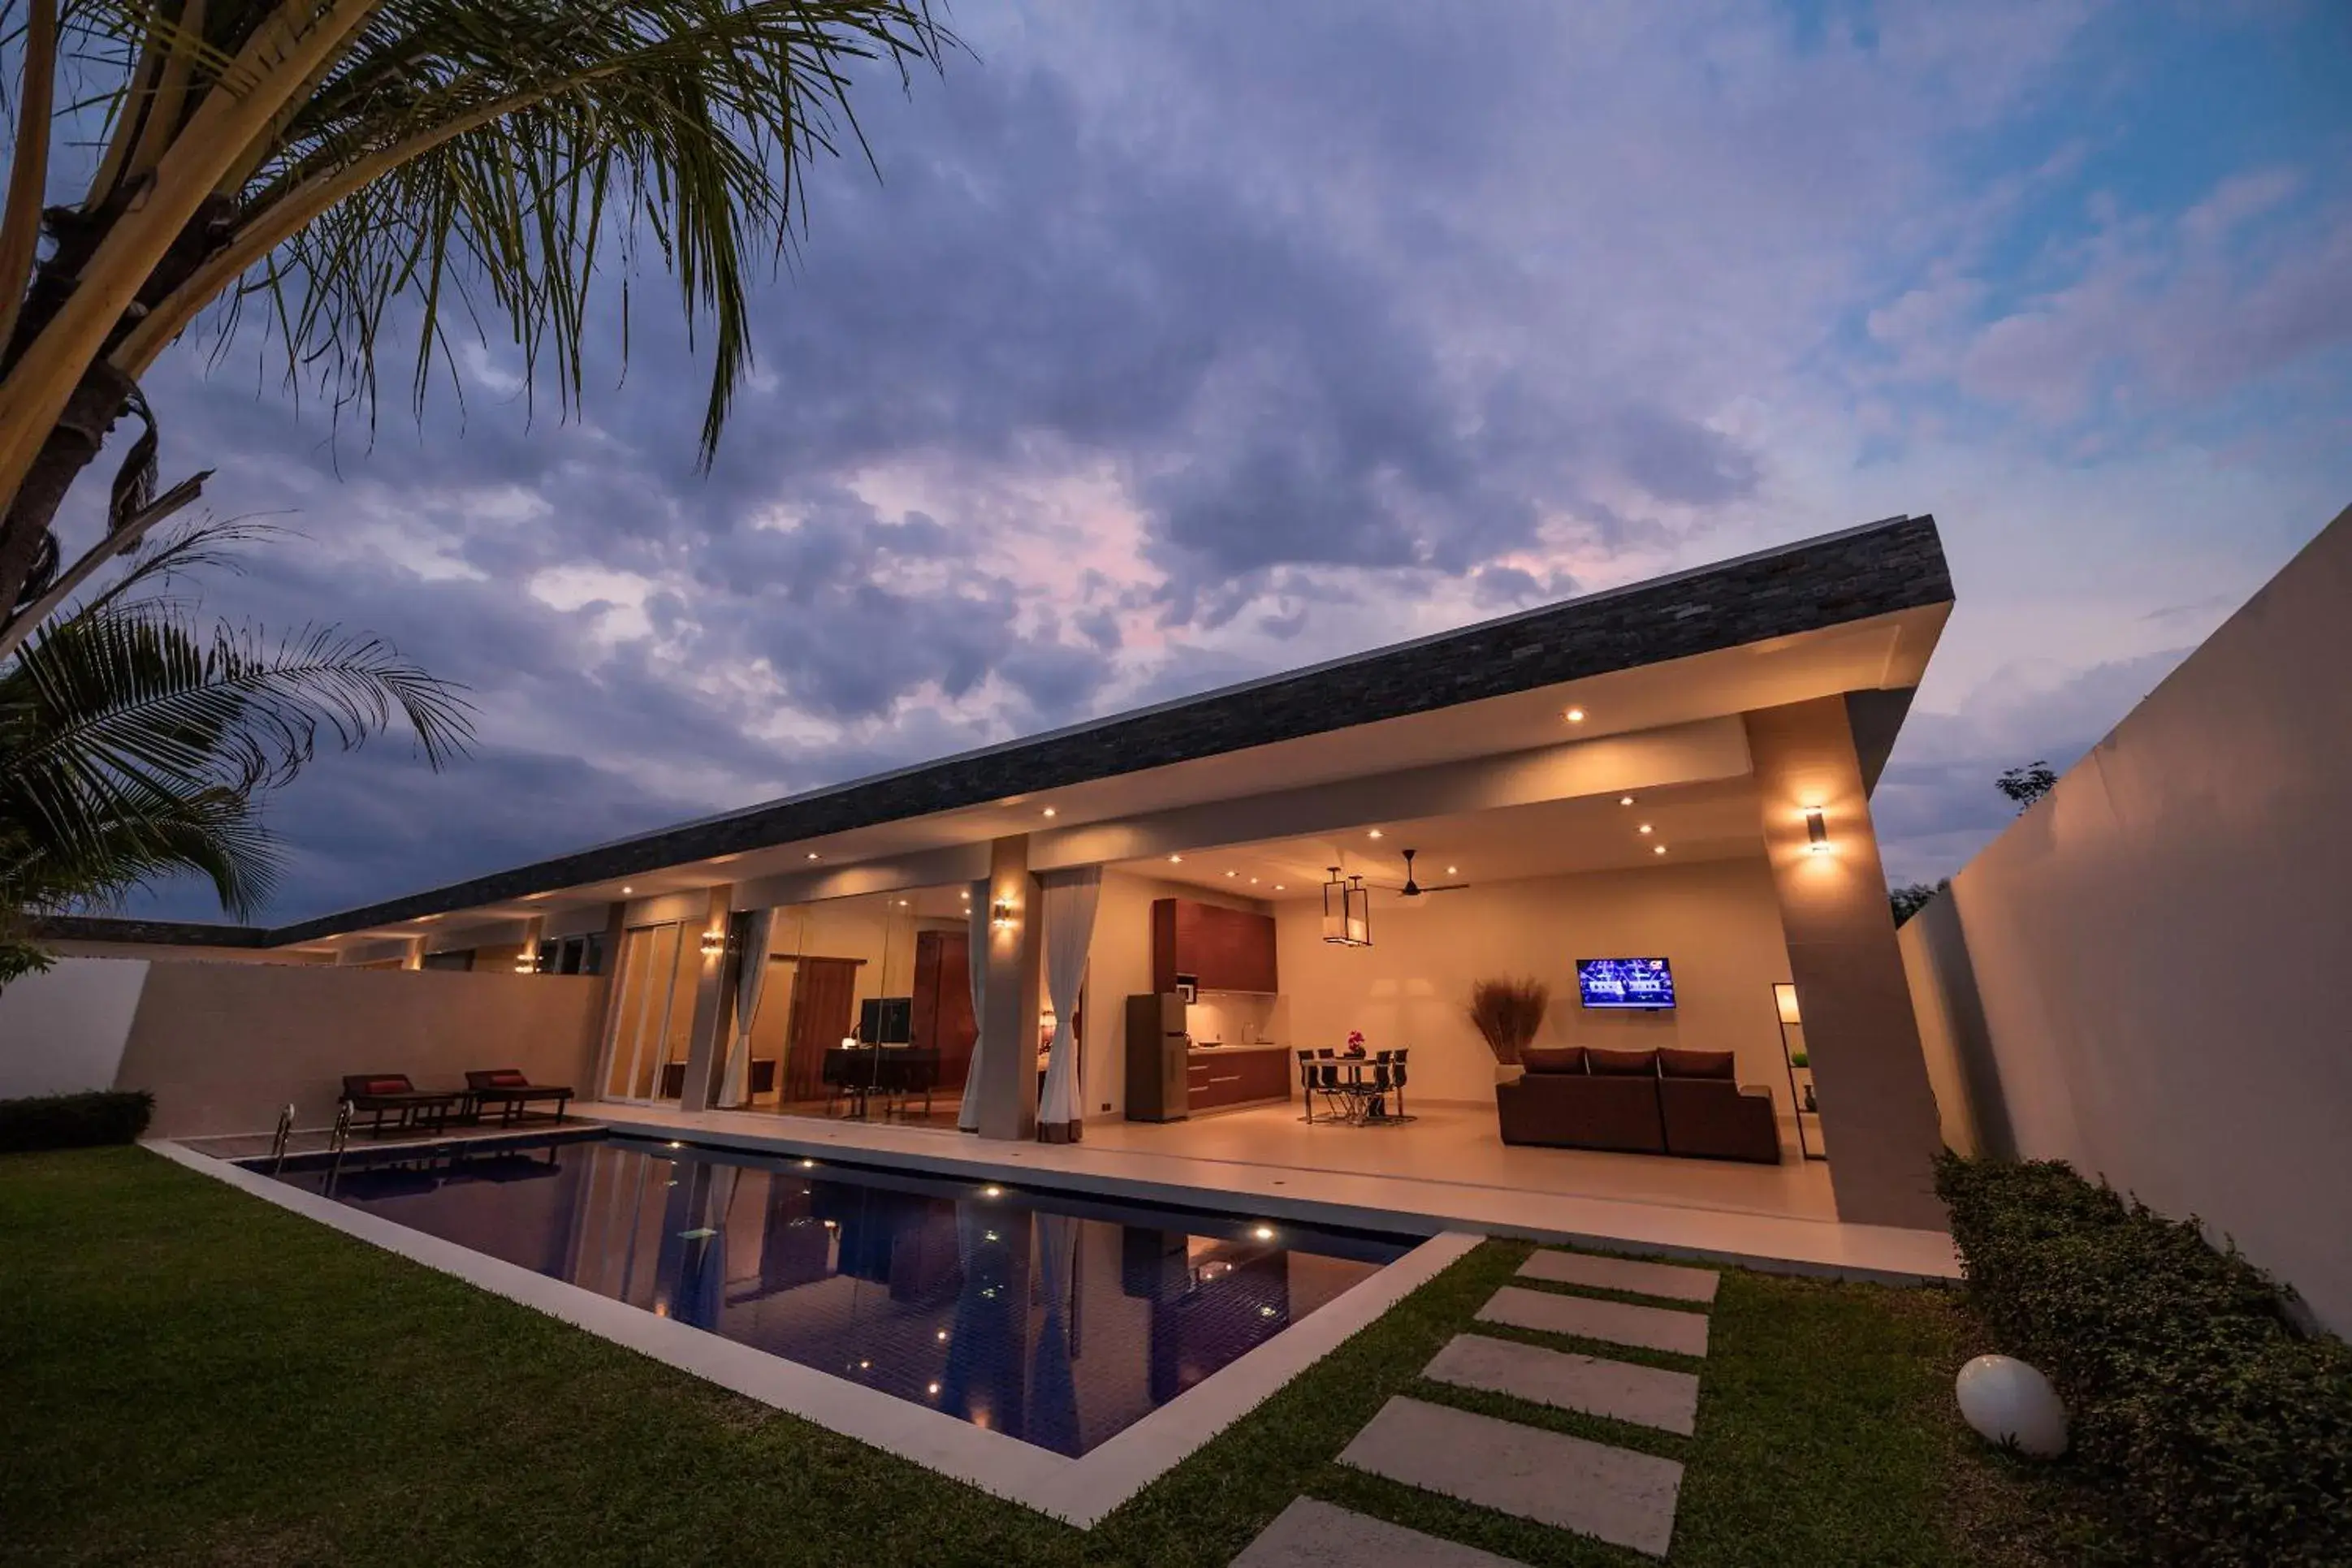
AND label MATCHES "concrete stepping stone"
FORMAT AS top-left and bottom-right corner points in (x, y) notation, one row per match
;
(1478, 1285), (1710, 1357)
(1425, 1333), (1701, 1435)
(1339, 1395), (1683, 1558)
(1518, 1249), (1719, 1303)
(1230, 1497), (1529, 1567)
